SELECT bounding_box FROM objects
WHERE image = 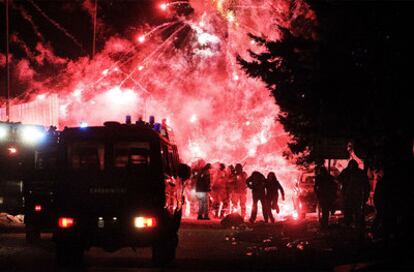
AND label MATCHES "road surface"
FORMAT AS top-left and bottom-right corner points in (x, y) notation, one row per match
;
(0, 215), (401, 271)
